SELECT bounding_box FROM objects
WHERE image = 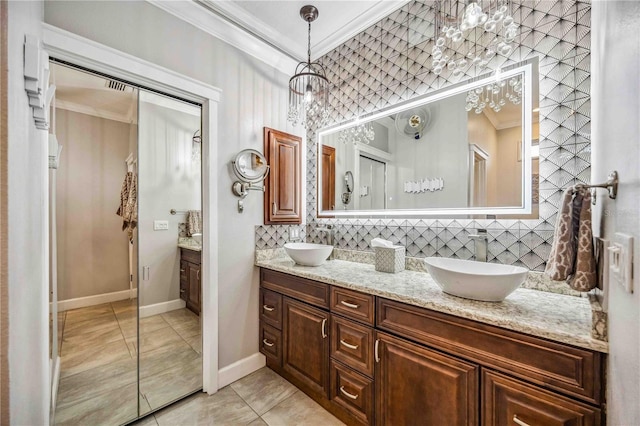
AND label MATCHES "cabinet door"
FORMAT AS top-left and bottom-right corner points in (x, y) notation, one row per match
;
(375, 331), (479, 426)
(283, 297), (330, 397)
(186, 262), (201, 315)
(483, 369), (601, 426)
(264, 127), (302, 224)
